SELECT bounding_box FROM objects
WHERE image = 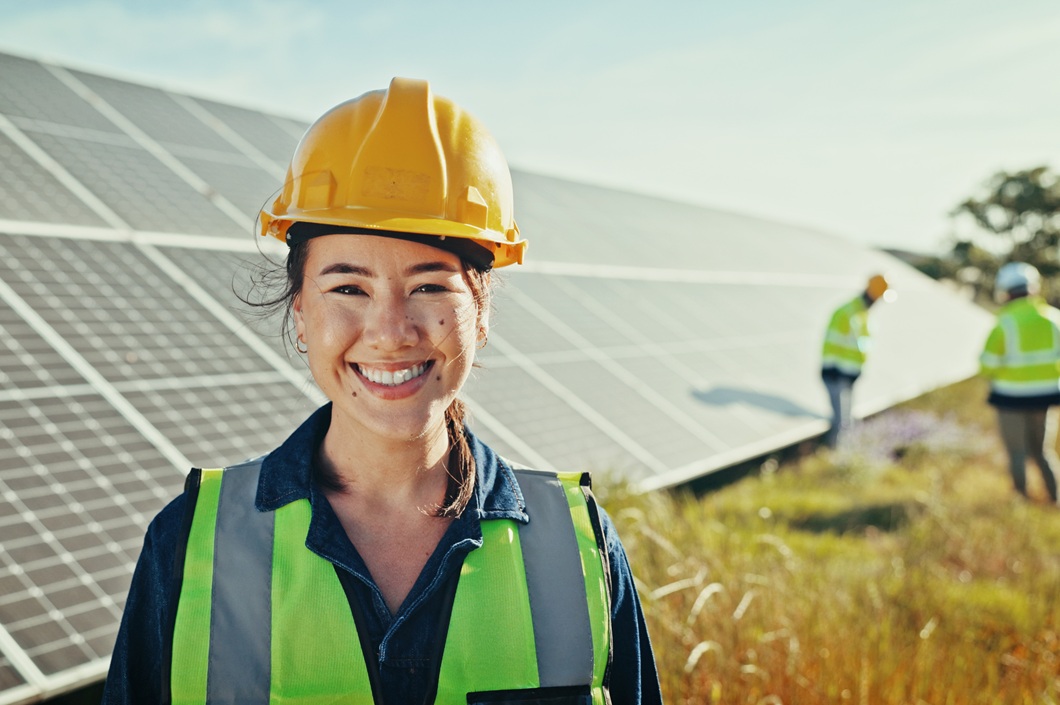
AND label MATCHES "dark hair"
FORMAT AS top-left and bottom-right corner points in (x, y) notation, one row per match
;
(245, 238), (490, 518)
